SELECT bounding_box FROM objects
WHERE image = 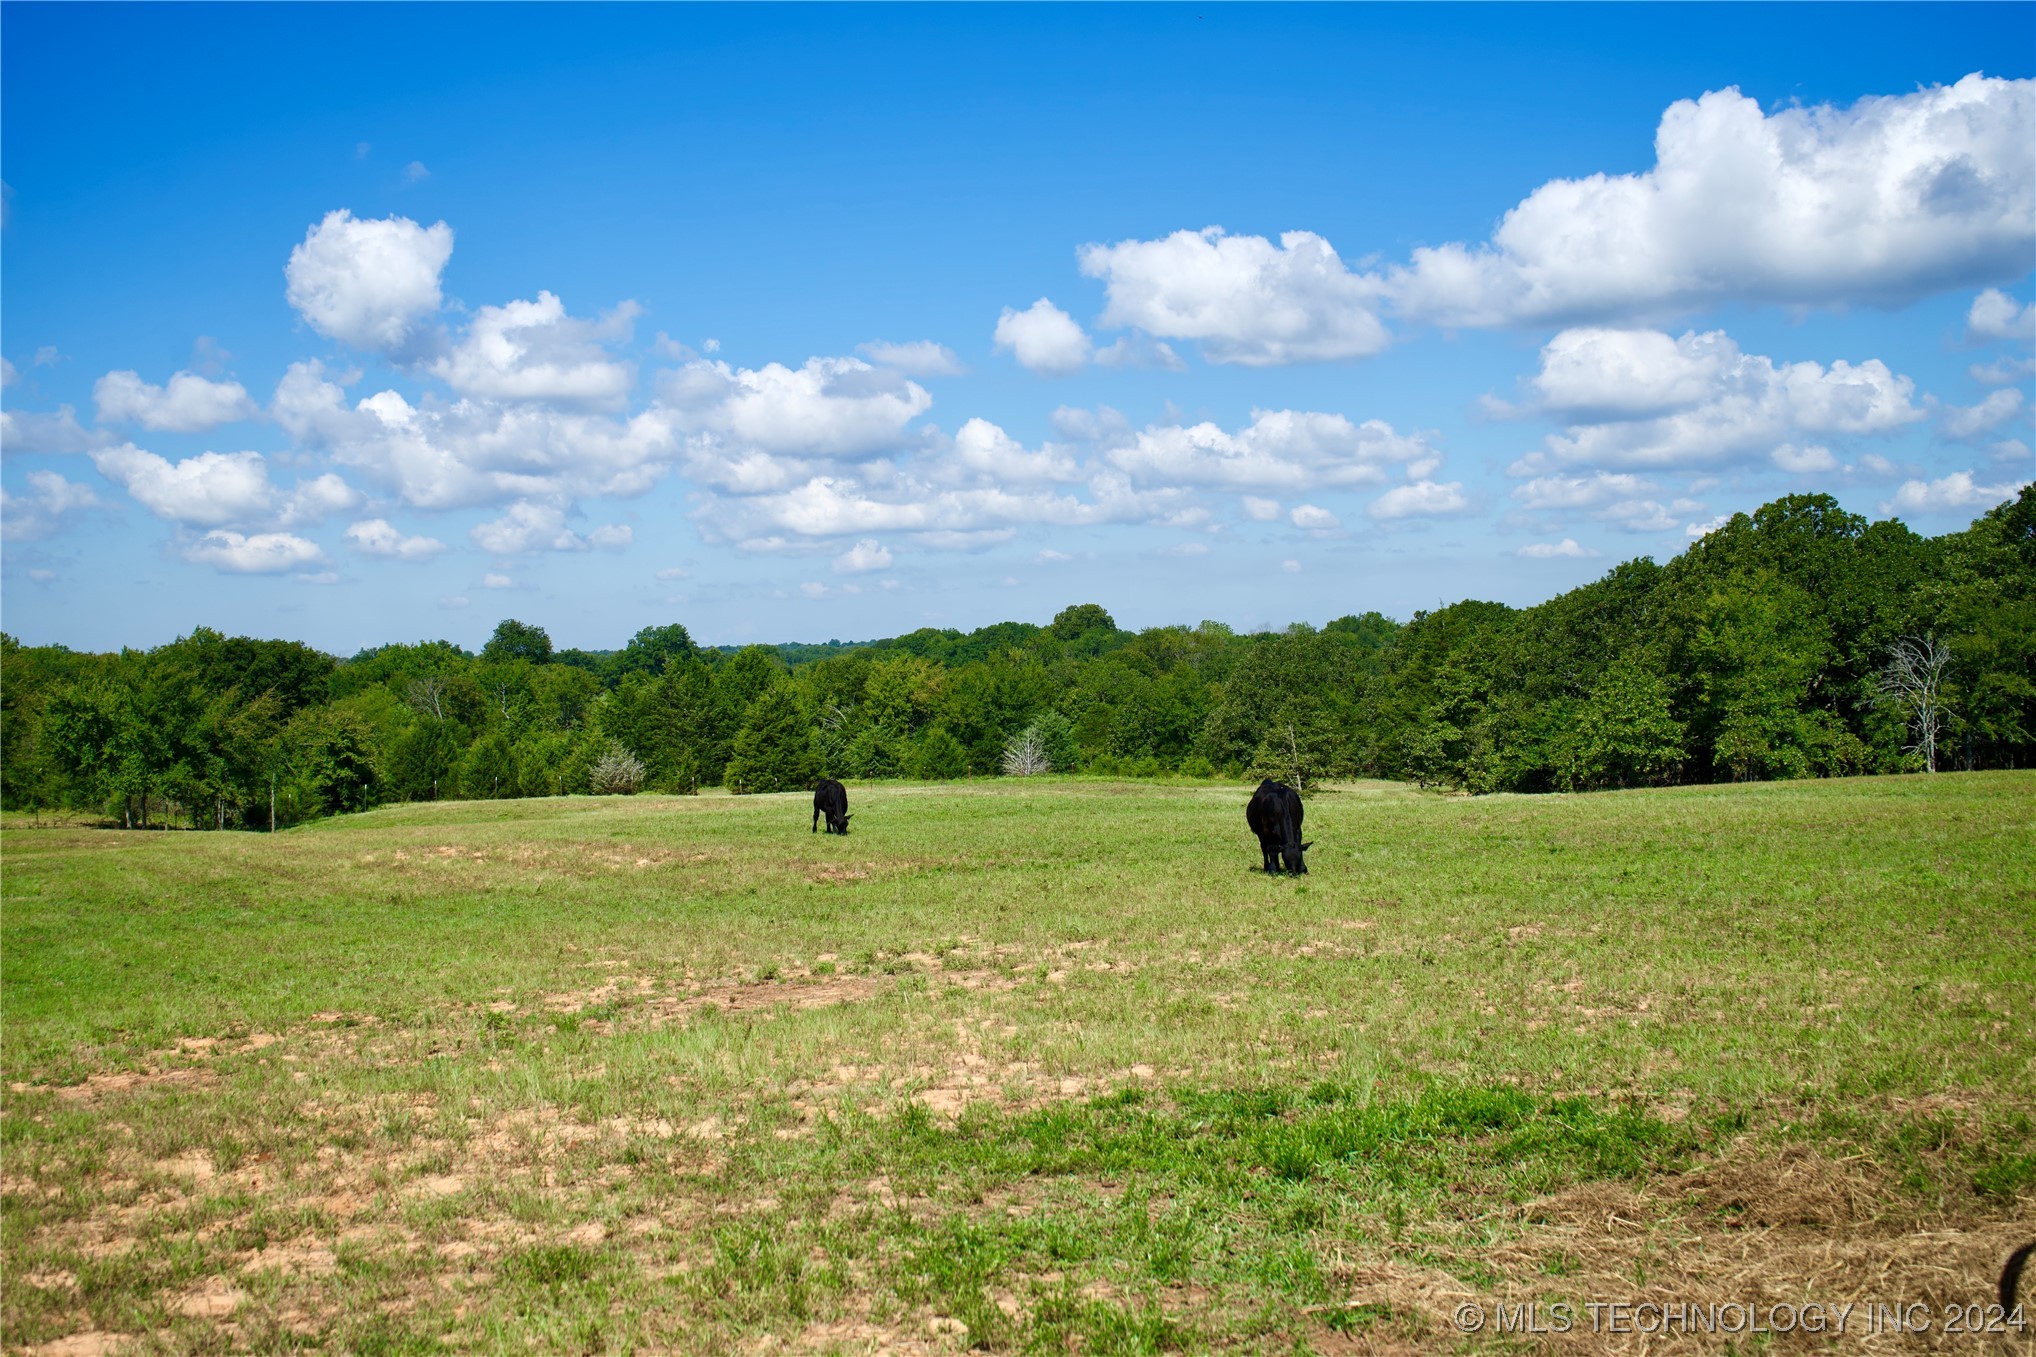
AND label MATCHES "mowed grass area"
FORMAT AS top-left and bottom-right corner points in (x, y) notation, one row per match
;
(3, 774), (2032, 1355)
